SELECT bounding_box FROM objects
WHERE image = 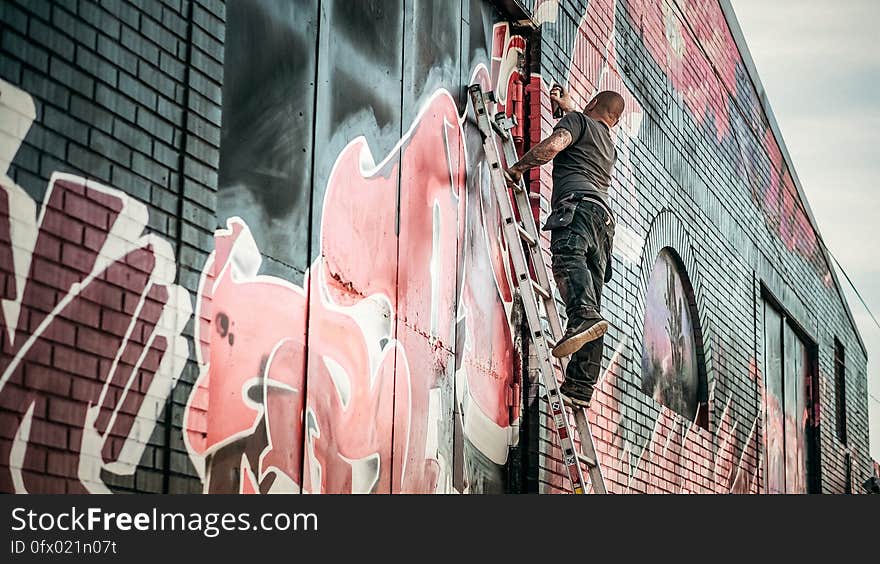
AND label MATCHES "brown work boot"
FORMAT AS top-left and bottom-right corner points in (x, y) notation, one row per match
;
(551, 318), (609, 358)
(559, 380), (592, 409)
